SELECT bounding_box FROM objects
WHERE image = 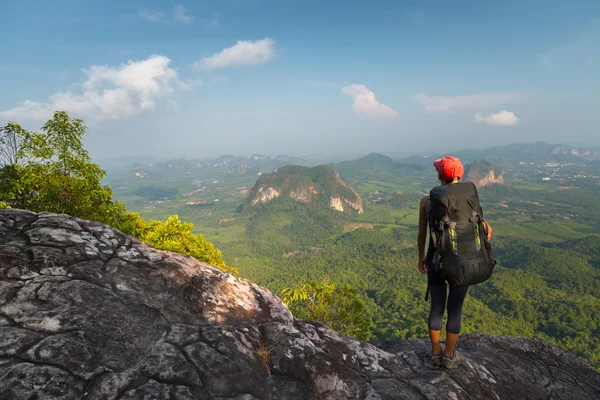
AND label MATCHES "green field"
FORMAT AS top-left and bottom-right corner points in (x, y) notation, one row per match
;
(106, 156), (600, 371)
